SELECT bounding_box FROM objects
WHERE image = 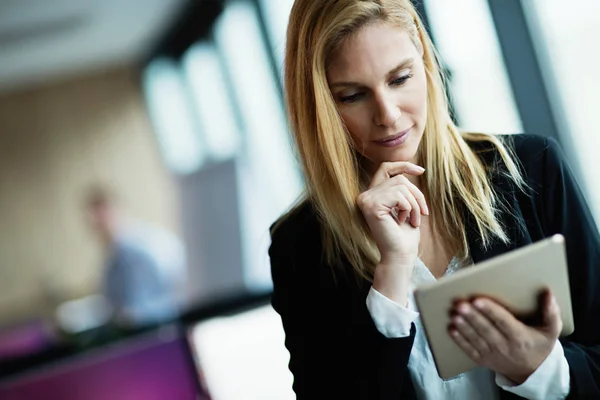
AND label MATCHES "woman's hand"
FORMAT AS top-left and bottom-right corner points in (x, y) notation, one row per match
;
(357, 161), (428, 266)
(357, 162), (428, 306)
(449, 290), (563, 384)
